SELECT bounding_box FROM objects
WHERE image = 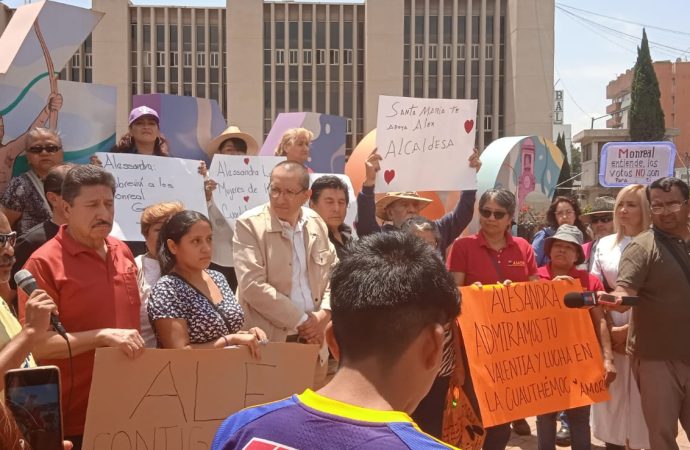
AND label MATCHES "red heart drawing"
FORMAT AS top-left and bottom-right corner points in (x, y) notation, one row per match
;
(383, 170), (396, 184)
(243, 196), (250, 203)
(464, 120), (474, 133)
(243, 158), (250, 165)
